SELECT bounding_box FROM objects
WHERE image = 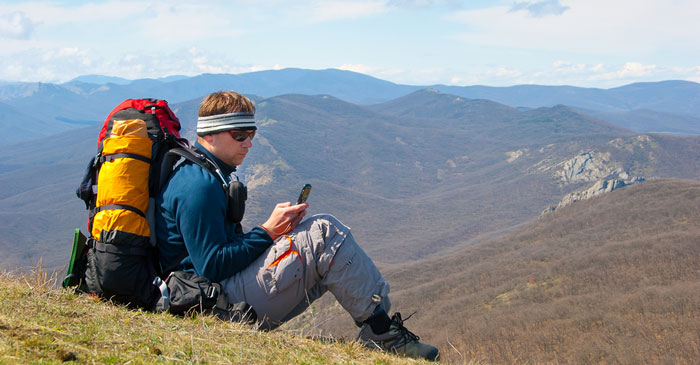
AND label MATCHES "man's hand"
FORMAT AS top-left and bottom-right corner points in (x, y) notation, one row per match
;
(260, 202), (308, 240)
